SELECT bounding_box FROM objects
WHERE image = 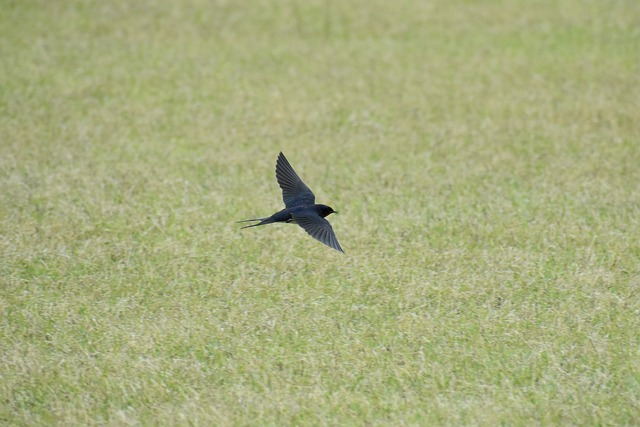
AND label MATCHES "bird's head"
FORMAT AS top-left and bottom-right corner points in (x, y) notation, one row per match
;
(317, 204), (338, 218)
